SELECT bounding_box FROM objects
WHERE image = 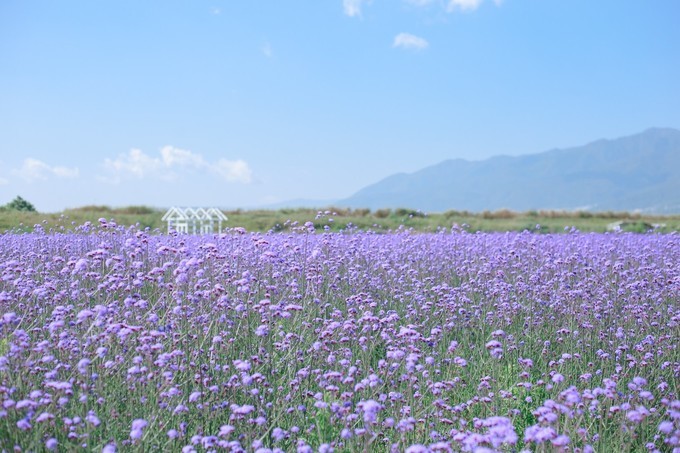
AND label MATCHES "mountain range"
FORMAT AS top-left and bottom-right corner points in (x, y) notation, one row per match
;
(332, 128), (680, 214)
